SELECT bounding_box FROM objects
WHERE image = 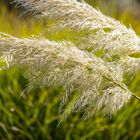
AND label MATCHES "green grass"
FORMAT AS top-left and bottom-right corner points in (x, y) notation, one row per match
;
(0, 1), (140, 140)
